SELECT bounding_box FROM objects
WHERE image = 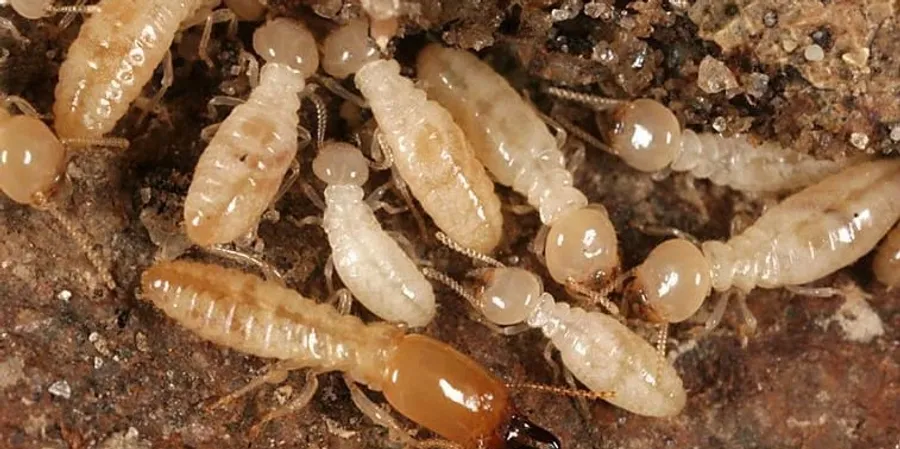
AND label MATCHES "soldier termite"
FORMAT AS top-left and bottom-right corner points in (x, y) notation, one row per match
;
(622, 159), (900, 346)
(415, 44), (621, 302)
(297, 140), (437, 327)
(141, 260), (568, 449)
(423, 261), (686, 418)
(183, 17), (316, 246)
(319, 19), (504, 255)
(873, 222), (900, 289)
(545, 87), (855, 193)
(52, 0), (237, 140)
(0, 94), (128, 289)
